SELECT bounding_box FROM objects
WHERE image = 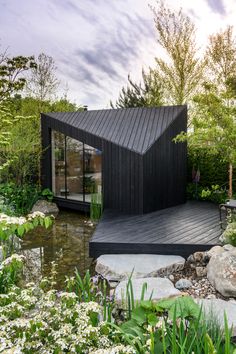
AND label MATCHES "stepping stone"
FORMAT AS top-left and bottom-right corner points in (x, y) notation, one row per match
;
(197, 299), (236, 336)
(96, 254), (185, 281)
(115, 277), (181, 306)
